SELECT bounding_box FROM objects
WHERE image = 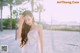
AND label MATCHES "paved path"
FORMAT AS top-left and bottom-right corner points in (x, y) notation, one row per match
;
(0, 30), (80, 53)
